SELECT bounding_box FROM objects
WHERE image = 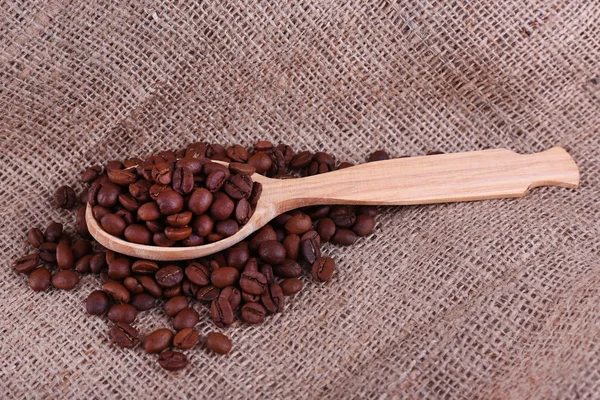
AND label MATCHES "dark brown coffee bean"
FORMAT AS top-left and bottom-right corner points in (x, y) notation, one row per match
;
(121, 277), (142, 295)
(313, 152), (335, 168)
(144, 329), (174, 354)
(249, 226), (277, 252)
(331, 228), (358, 246)
(38, 243), (57, 263)
(105, 160), (123, 171)
(57, 232), (72, 246)
(280, 278), (303, 295)
(205, 170), (228, 192)
(130, 293), (156, 311)
(248, 181), (262, 207)
(290, 150), (312, 168)
(282, 234), (300, 260)
(87, 181), (102, 206)
(118, 194), (139, 212)
(234, 198), (252, 225)
(103, 281), (130, 303)
(93, 205), (112, 221)
(152, 162), (172, 185)
(156, 265), (184, 288)
(29, 267), (51, 291)
(173, 307), (200, 330)
(329, 205), (356, 228)
(109, 323), (140, 349)
(52, 270), (79, 290)
(368, 150), (390, 162)
(124, 224), (153, 245)
(71, 239), (92, 260)
(258, 240), (286, 264)
(337, 161), (354, 169)
(272, 213), (292, 227)
(219, 286), (241, 310)
(131, 259), (159, 274)
(261, 283), (284, 313)
(89, 253), (107, 274)
(229, 162), (256, 176)
(300, 237), (321, 264)
(107, 303), (137, 323)
(212, 255), (227, 268)
(260, 264), (274, 284)
(254, 140), (274, 152)
(241, 302), (266, 324)
(226, 144), (249, 162)
(158, 350), (188, 371)
(54, 185), (77, 209)
(164, 296), (189, 317)
(129, 180), (151, 202)
(239, 270), (268, 295)
(224, 174), (253, 199)
(312, 257), (335, 282)
(211, 267), (239, 288)
(163, 284), (182, 298)
(247, 152), (272, 174)
(187, 188), (213, 215)
(137, 275), (162, 297)
(100, 213), (126, 236)
(81, 165), (102, 183)
(97, 183), (121, 208)
(27, 228), (45, 248)
(45, 222), (63, 243)
(185, 263), (210, 286)
(284, 213), (312, 235)
(191, 214), (214, 237)
(307, 160), (319, 176)
(153, 232), (176, 247)
(267, 148), (286, 176)
(316, 218), (336, 242)
(163, 226), (191, 241)
(225, 248), (249, 270)
(86, 290), (110, 315)
(211, 297), (234, 328)
(173, 328), (199, 350)
(205, 332), (232, 355)
(75, 254), (93, 273)
(166, 211), (192, 227)
(181, 233), (204, 246)
(194, 285), (221, 303)
(273, 259), (302, 278)
(123, 157), (142, 169)
(156, 189), (184, 215)
(352, 215), (375, 236)
(149, 183), (168, 200)
(357, 205), (378, 217)
(170, 166), (193, 195)
(54, 243), (73, 270)
(210, 192), (234, 221)
(115, 209), (133, 226)
(242, 291), (260, 303)
(307, 205), (331, 219)
(14, 253), (39, 274)
(75, 205), (92, 240)
(107, 168), (136, 186)
(215, 219), (238, 237)
(108, 258), (132, 280)
(177, 156), (204, 173)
